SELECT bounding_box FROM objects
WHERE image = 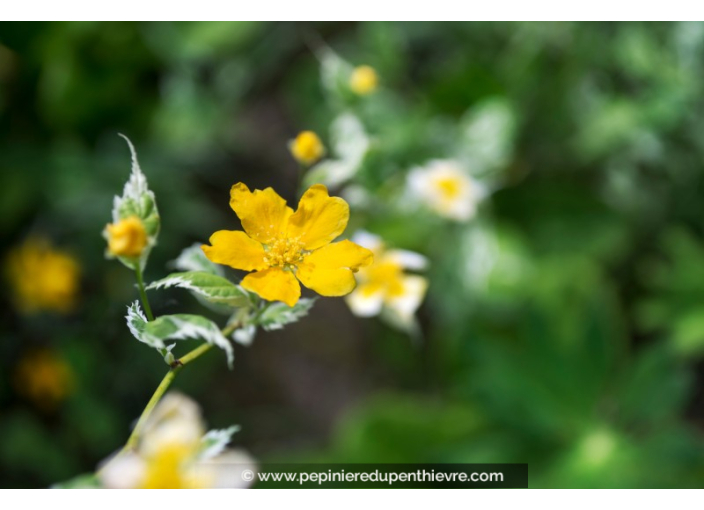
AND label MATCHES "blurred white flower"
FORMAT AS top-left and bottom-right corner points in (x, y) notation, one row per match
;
(407, 159), (487, 221)
(346, 231), (428, 331)
(99, 392), (256, 489)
